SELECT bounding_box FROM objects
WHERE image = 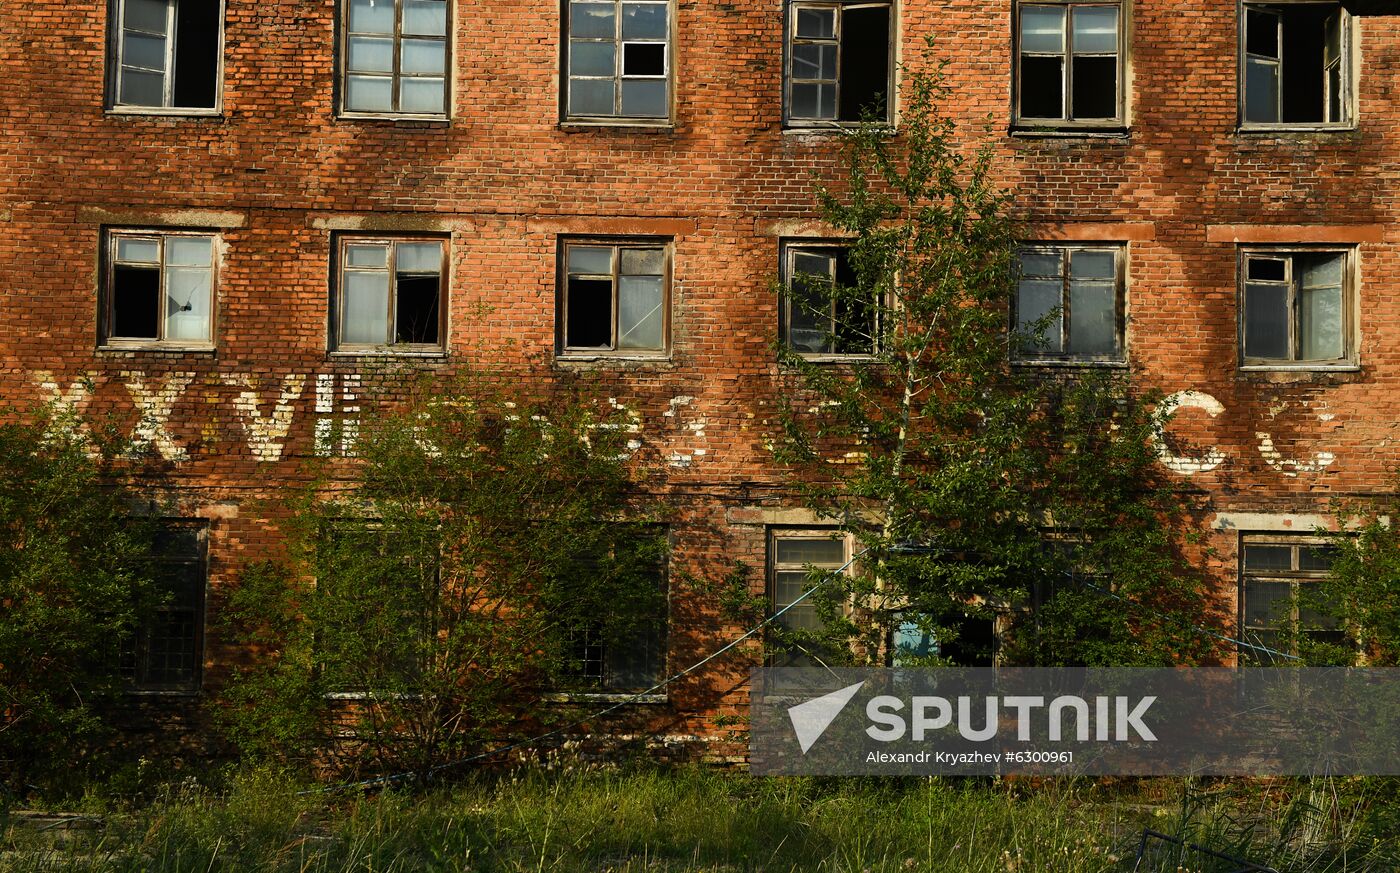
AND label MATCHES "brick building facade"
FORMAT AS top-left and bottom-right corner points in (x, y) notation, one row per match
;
(3, 0), (1399, 757)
